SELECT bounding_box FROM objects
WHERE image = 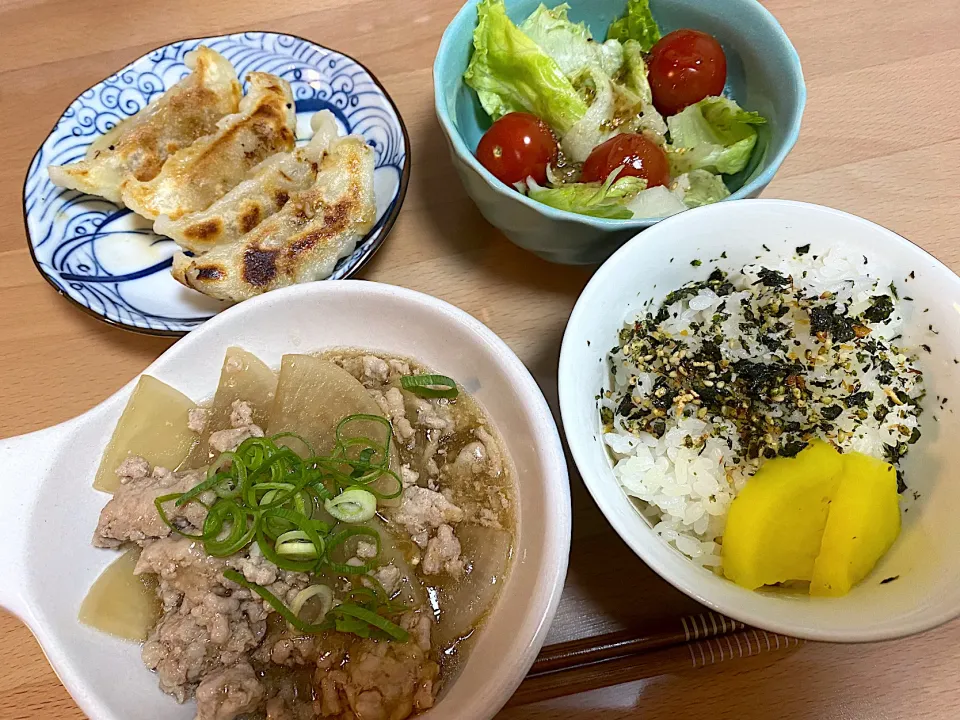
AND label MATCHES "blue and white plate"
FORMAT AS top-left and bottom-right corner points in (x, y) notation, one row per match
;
(24, 32), (410, 336)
